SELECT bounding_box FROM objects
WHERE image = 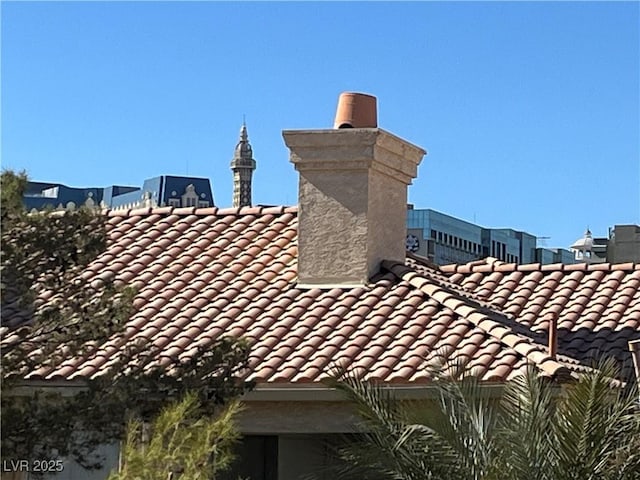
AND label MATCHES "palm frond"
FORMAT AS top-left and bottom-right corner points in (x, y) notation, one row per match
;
(427, 366), (500, 480)
(554, 358), (640, 480)
(324, 358), (640, 480)
(498, 367), (557, 480)
(327, 369), (462, 480)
